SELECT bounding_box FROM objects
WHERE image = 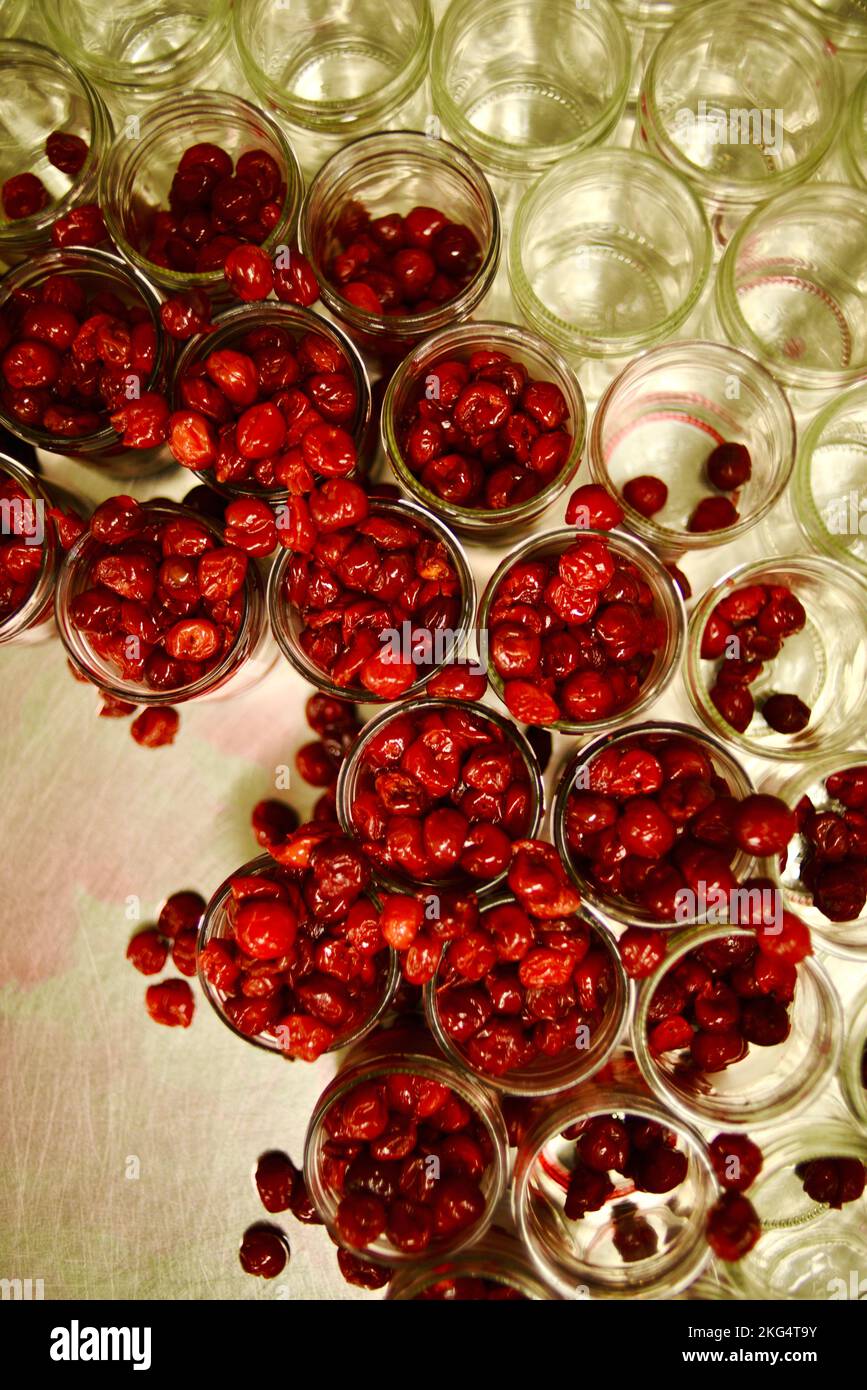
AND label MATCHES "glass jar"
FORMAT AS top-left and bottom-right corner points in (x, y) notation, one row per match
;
(728, 1118), (867, 1299)
(268, 496), (475, 701)
(386, 1228), (556, 1299)
(298, 131), (501, 359)
(99, 90), (303, 301)
(0, 453), (86, 645)
(842, 69), (867, 188)
(759, 754), (867, 961)
(512, 1078), (717, 1298)
(791, 382), (867, 580)
(509, 148), (711, 399)
(613, 0), (711, 105)
(381, 320), (587, 544)
(712, 184), (867, 404)
(55, 499), (275, 704)
(0, 247), (171, 478)
(303, 1024), (508, 1263)
(790, 0), (867, 92)
(170, 299), (372, 500)
(588, 340), (796, 554)
(686, 555), (867, 762)
(0, 0), (25, 37)
(0, 39), (113, 270)
(631, 924), (843, 1130)
(552, 721), (756, 933)
(38, 0), (232, 107)
(840, 983), (867, 1130)
(335, 695), (544, 897)
(233, 0), (433, 180)
(196, 853), (399, 1056)
(425, 890), (628, 1097)
(478, 527), (686, 736)
(430, 0), (630, 186)
(636, 0), (844, 246)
